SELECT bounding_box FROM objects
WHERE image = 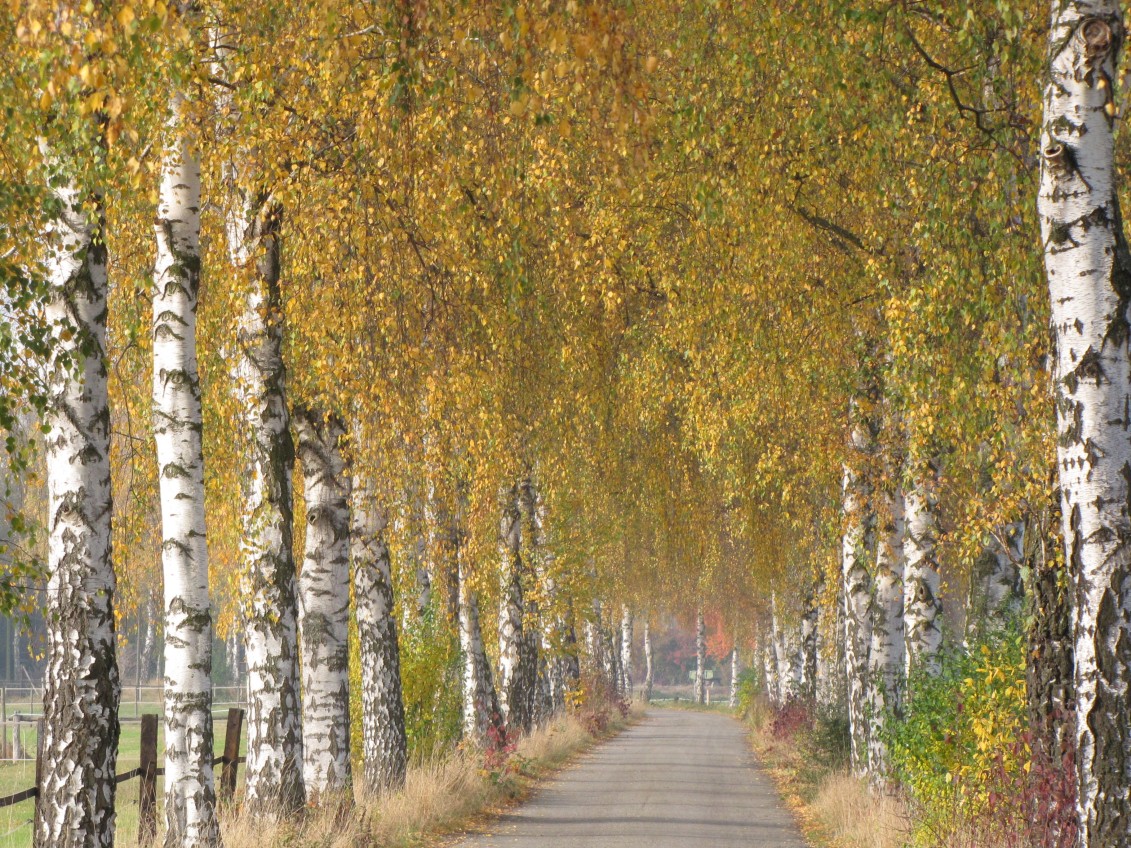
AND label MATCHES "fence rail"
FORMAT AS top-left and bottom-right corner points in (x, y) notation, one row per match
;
(0, 708), (246, 846)
(0, 684), (248, 762)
